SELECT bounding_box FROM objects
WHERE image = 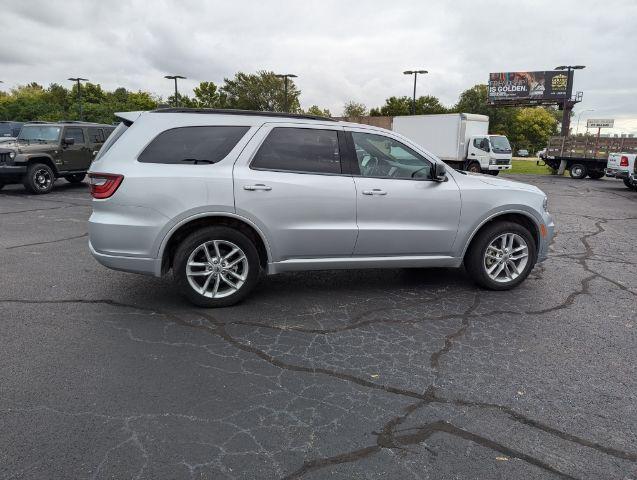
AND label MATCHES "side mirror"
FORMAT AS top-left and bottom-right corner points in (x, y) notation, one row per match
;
(433, 162), (447, 182)
(63, 137), (75, 145)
